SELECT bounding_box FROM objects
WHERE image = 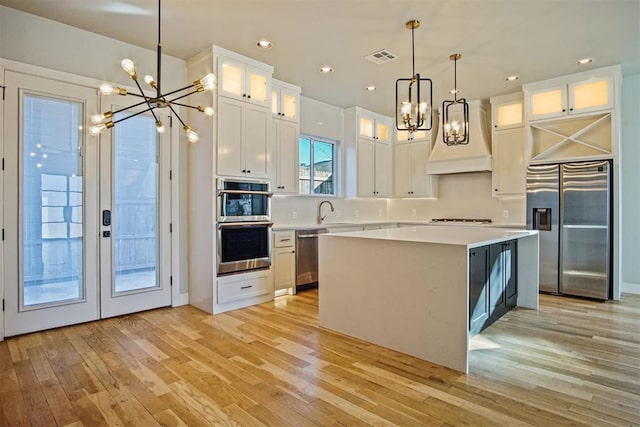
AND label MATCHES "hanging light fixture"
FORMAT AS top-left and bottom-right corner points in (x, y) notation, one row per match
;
(89, 0), (215, 142)
(442, 53), (469, 145)
(396, 20), (433, 133)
